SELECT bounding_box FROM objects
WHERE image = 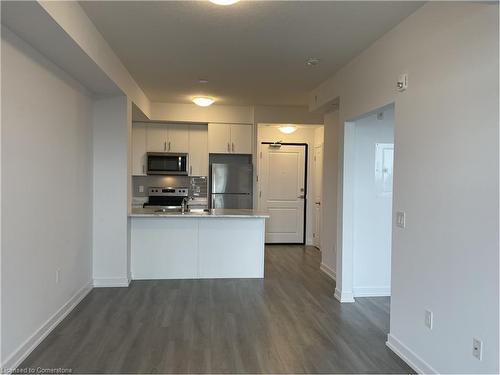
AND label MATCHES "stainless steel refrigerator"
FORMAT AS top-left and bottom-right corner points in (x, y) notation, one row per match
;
(211, 163), (253, 209)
